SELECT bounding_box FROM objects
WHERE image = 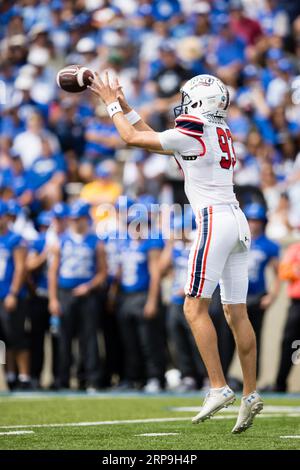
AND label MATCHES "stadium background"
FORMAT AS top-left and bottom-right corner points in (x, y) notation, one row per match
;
(1, 0), (300, 394)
